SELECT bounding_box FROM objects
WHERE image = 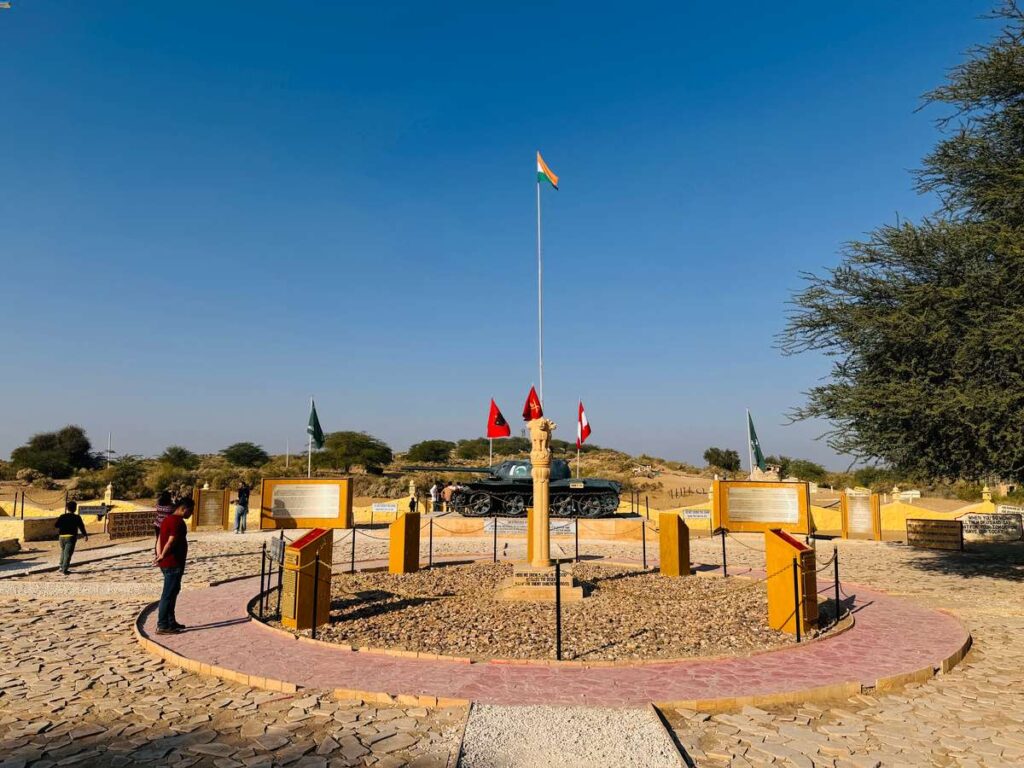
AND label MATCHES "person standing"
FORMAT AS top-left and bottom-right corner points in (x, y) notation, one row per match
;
(429, 482), (439, 513)
(154, 491), (175, 541)
(54, 500), (88, 575)
(234, 482), (251, 534)
(408, 494), (418, 515)
(154, 497), (193, 634)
